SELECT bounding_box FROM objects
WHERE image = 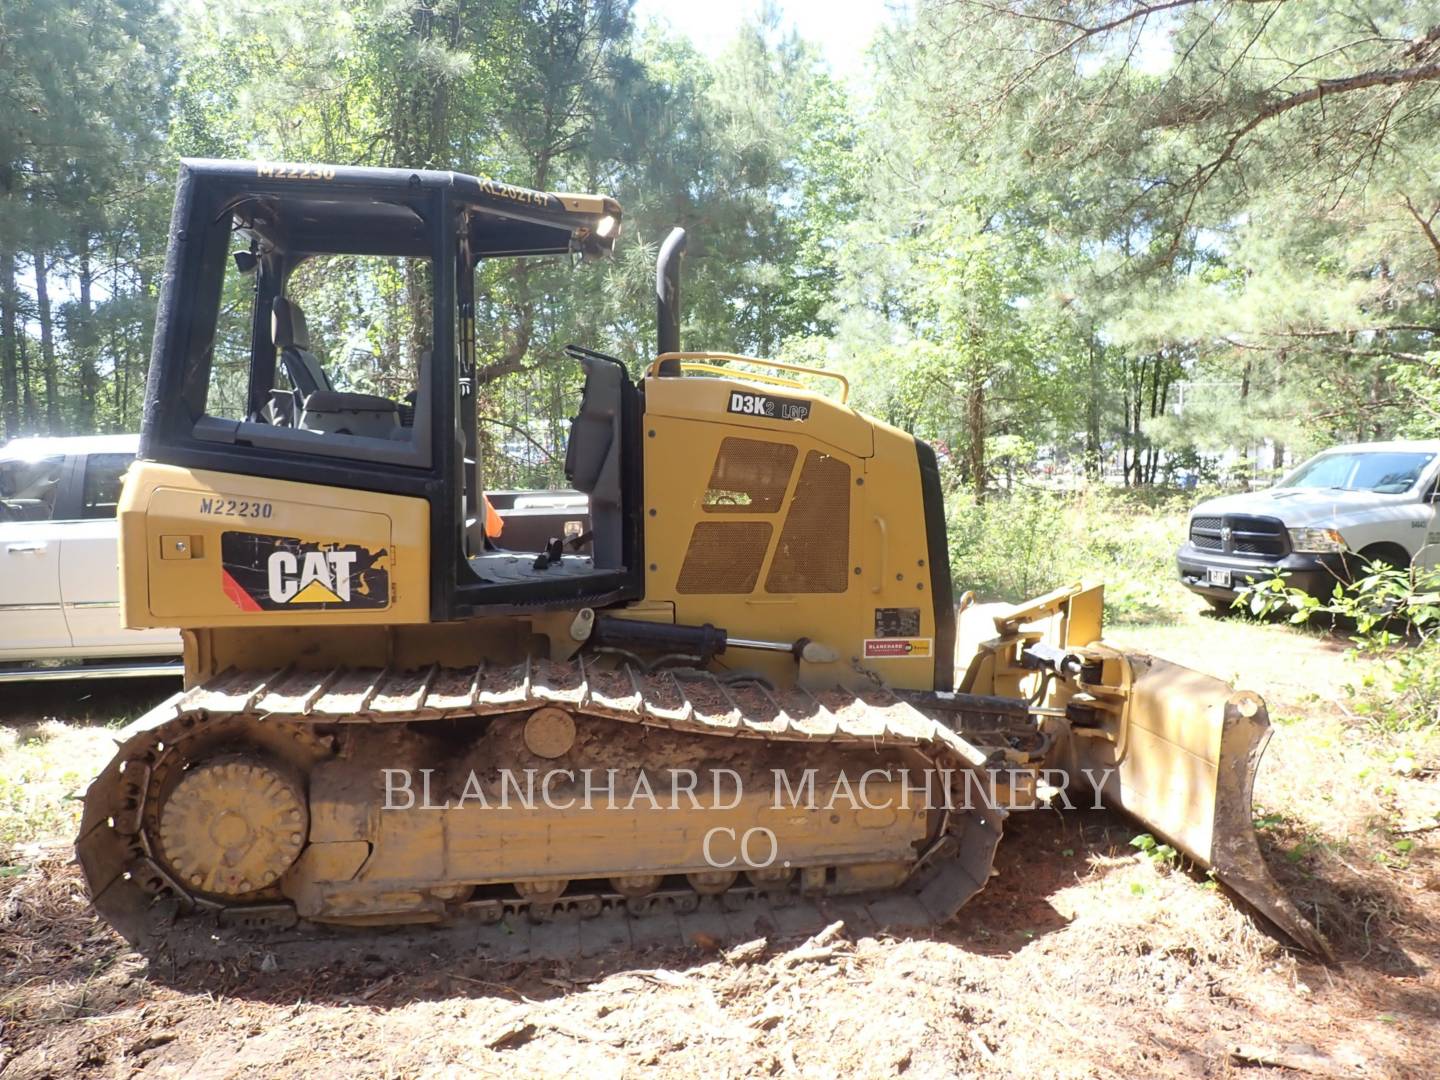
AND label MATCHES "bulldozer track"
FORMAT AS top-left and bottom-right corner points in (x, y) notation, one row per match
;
(77, 658), (1008, 961)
